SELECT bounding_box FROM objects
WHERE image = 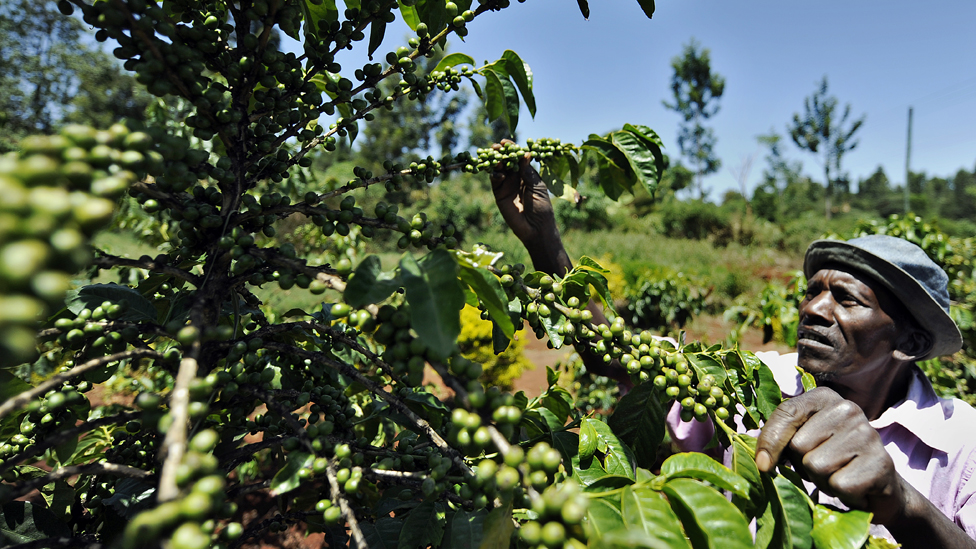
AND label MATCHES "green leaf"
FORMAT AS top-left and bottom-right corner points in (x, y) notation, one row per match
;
(620, 486), (692, 549)
(482, 69), (507, 132)
(538, 305), (565, 349)
(65, 283), (157, 323)
(576, 0), (589, 19)
(302, 0), (339, 38)
(611, 130), (662, 197)
(494, 69), (520, 133)
(585, 498), (625, 539)
(607, 382), (666, 469)
(478, 498), (513, 549)
(634, 0), (655, 18)
(686, 353), (728, 386)
(757, 473), (813, 549)
(810, 505), (871, 549)
(367, 20), (387, 59)
(584, 475), (635, 493)
(660, 453), (750, 499)
(661, 478), (753, 549)
(458, 264), (514, 339)
(0, 369), (31, 403)
(588, 418), (636, 480)
(622, 123), (667, 183)
(500, 50), (535, 117)
(398, 0), (420, 29)
(417, 0), (448, 35)
(730, 436), (764, 517)
(400, 250), (464, 360)
(0, 502), (71, 544)
(433, 53), (476, 74)
(540, 386), (573, 424)
(754, 360), (783, 420)
(442, 508), (486, 549)
(269, 451), (315, 496)
(399, 501), (447, 549)
(362, 517), (403, 549)
(579, 418), (599, 461)
(800, 369), (817, 392)
(103, 478), (155, 519)
(582, 135), (630, 175)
